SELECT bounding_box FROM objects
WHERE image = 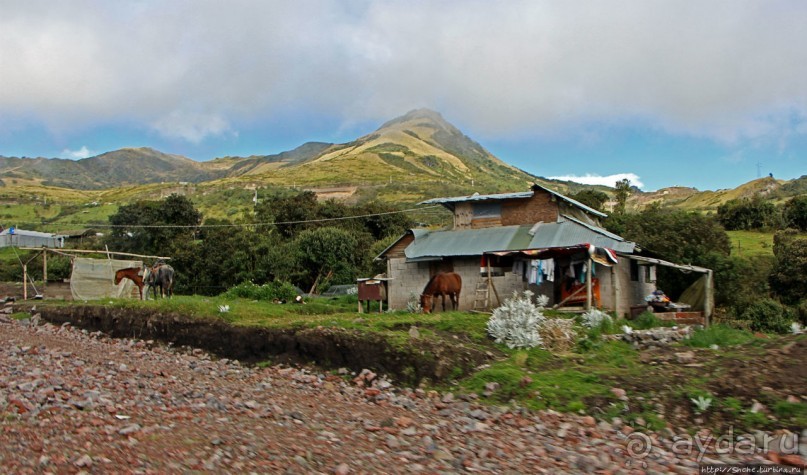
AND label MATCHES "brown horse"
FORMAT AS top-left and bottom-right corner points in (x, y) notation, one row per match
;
(420, 272), (462, 313)
(114, 266), (145, 300)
